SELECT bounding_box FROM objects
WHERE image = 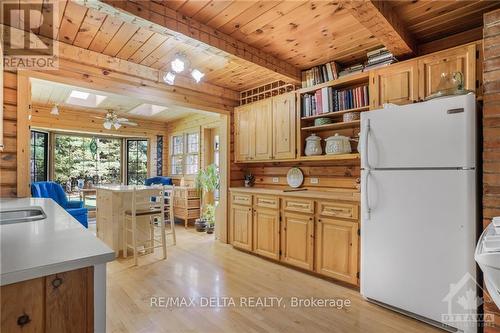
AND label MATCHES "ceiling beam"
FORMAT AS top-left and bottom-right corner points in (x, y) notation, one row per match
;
(346, 0), (417, 57)
(75, 0), (301, 83)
